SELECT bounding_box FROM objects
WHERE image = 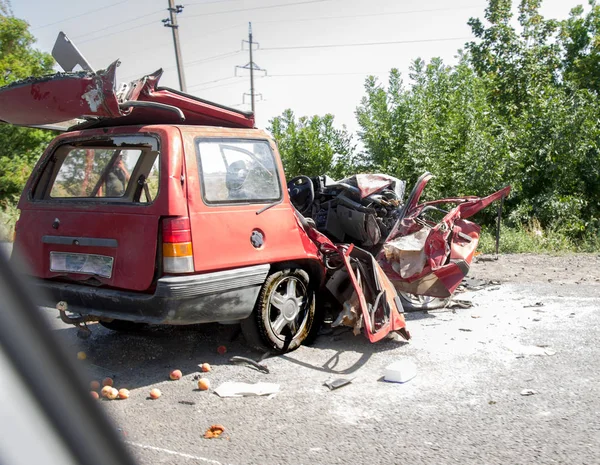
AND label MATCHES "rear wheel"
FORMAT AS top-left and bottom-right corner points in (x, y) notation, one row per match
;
(99, 319), (147, 332)
(241, 268), (316, 353)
